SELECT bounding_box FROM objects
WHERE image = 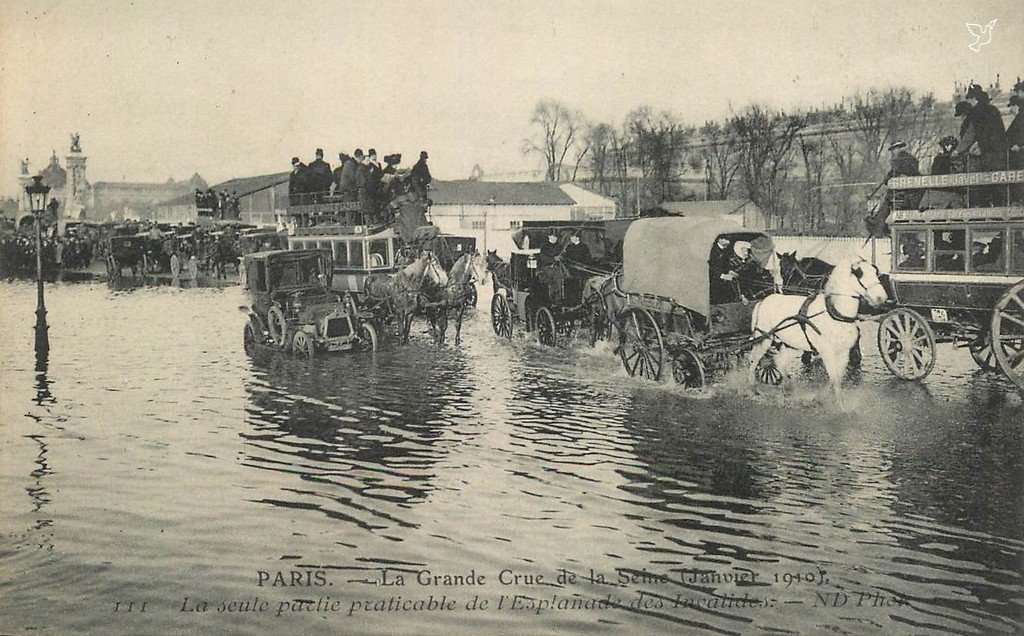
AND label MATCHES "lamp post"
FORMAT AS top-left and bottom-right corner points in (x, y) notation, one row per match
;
(26, 175), (51, 353)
